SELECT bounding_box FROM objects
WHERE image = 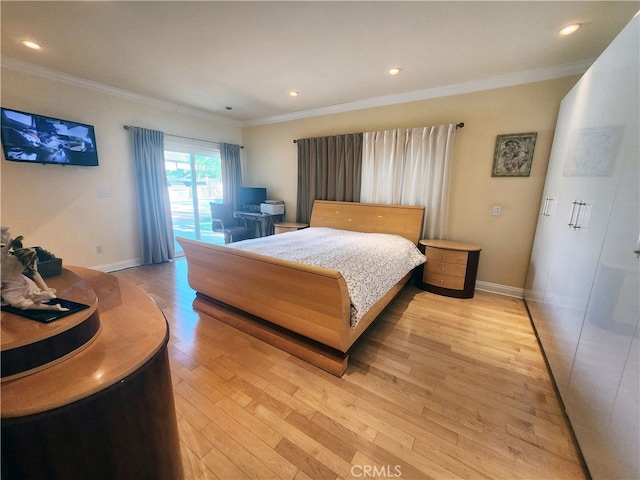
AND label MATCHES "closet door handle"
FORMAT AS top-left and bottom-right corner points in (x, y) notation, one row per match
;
(576, 201), (589, 230)
(568, 200), (587, 230)
(568, 201), (579, 228)
(574, 202), (584, 229)
(543, 197), (556, 217)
